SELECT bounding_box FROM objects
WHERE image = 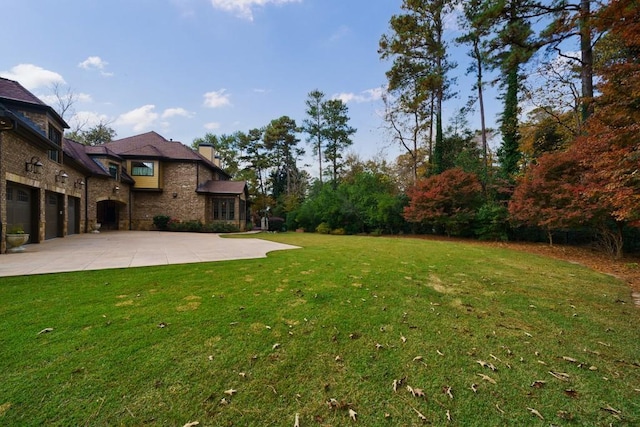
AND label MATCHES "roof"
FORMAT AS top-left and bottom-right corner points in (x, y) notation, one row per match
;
(196, 180), (248, 195)
(0, 78), (46, 106)
(63, 138), (110, 176)
(106, 131), (230, 178)
(0, 77), (68, 128)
